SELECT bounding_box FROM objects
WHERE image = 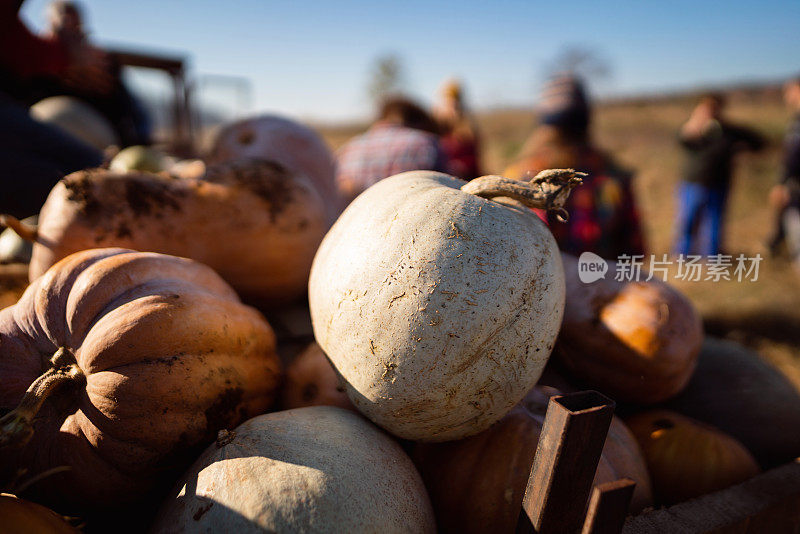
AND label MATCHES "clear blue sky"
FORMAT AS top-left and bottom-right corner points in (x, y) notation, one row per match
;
(20, 0), (800, 122)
